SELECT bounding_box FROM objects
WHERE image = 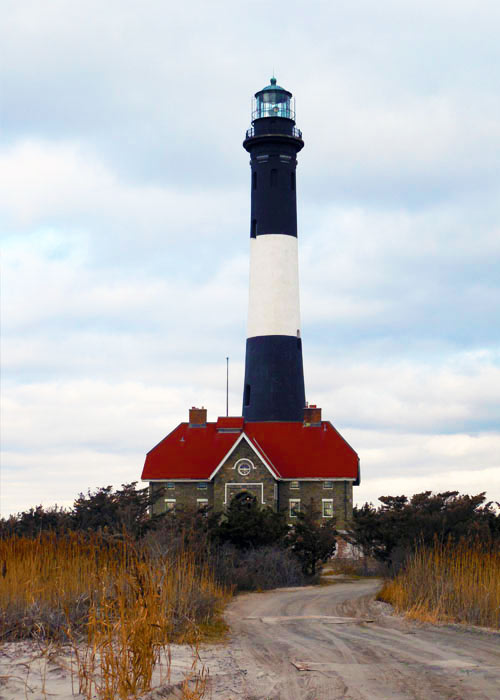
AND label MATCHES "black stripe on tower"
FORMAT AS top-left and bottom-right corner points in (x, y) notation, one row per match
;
(243, 335), (305, 422)
(244, 117), (303, 239)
